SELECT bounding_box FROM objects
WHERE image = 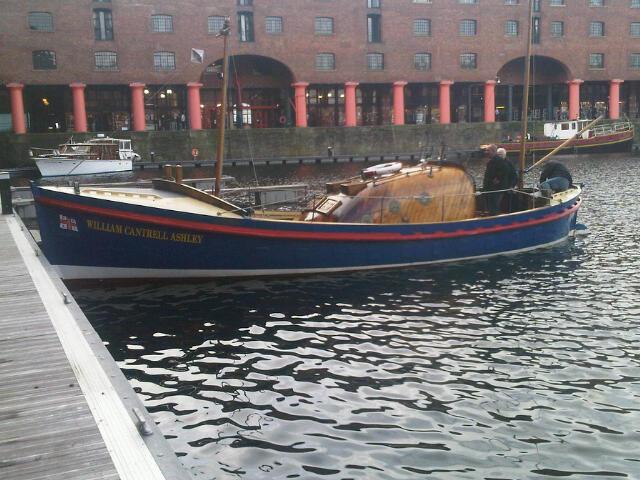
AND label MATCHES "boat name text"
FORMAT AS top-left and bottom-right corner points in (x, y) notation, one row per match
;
(86, 219), (203, 244)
